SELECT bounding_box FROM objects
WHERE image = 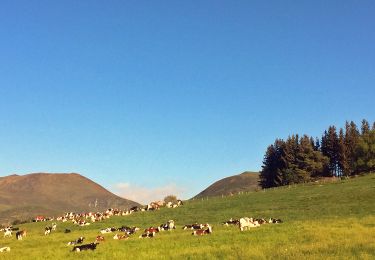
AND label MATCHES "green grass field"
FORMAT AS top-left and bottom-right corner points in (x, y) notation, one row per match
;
(1, 174), (374, 259)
